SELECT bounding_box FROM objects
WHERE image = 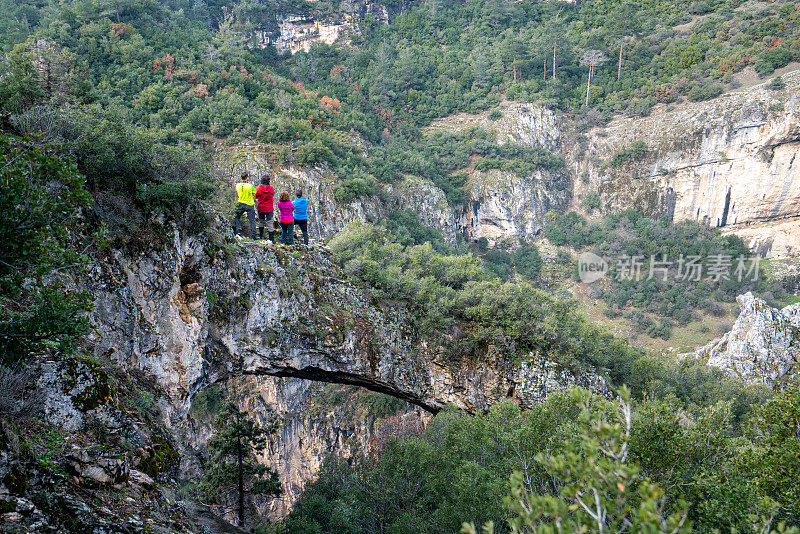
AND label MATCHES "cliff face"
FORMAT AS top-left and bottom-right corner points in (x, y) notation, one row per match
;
(82, 222), (605, 519)
(571, 70), (800, 258)
(87, 223), (603, 413)
(428, 102), (569, 246)
(688, 292), (800, 387)
(226, 72), (800, 257)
